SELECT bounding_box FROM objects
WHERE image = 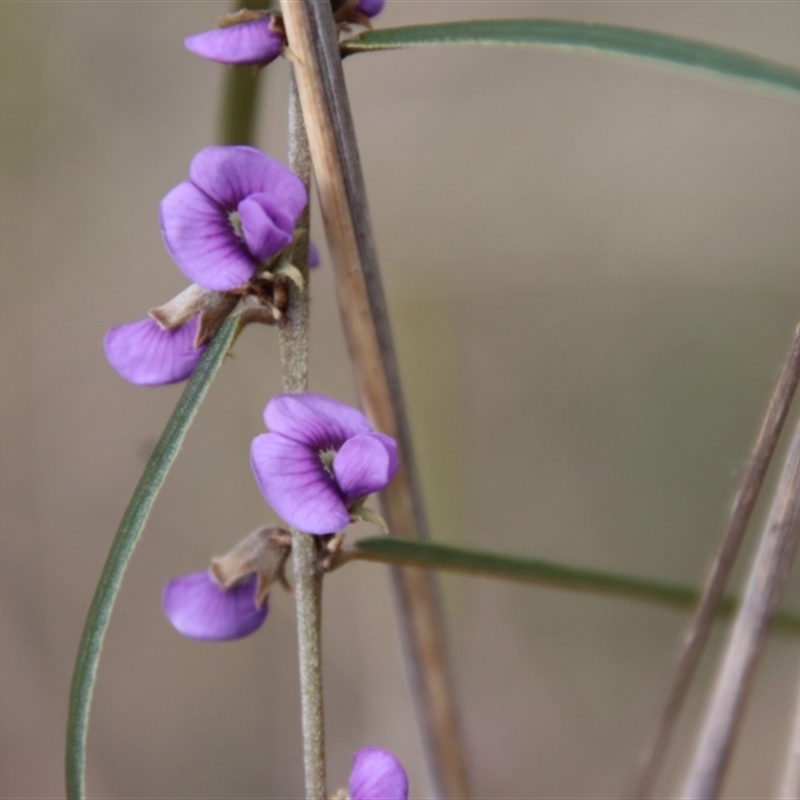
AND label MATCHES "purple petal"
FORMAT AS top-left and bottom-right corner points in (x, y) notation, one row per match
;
(250, 433), (350, 535)
(333, 433), (399, 502)
(184, 18), (283, 67)
(349, 748), (408, 800)
(309, 241), (320, 268)
(160, 181), (256, 291)
(103, 316), (205, 386)
(162, 571), (267, 641)
(356, 0), (386, 18)
(189, 146), (307, 221)
(263, 393), (373, 449)
(238, 193), (294, 263)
